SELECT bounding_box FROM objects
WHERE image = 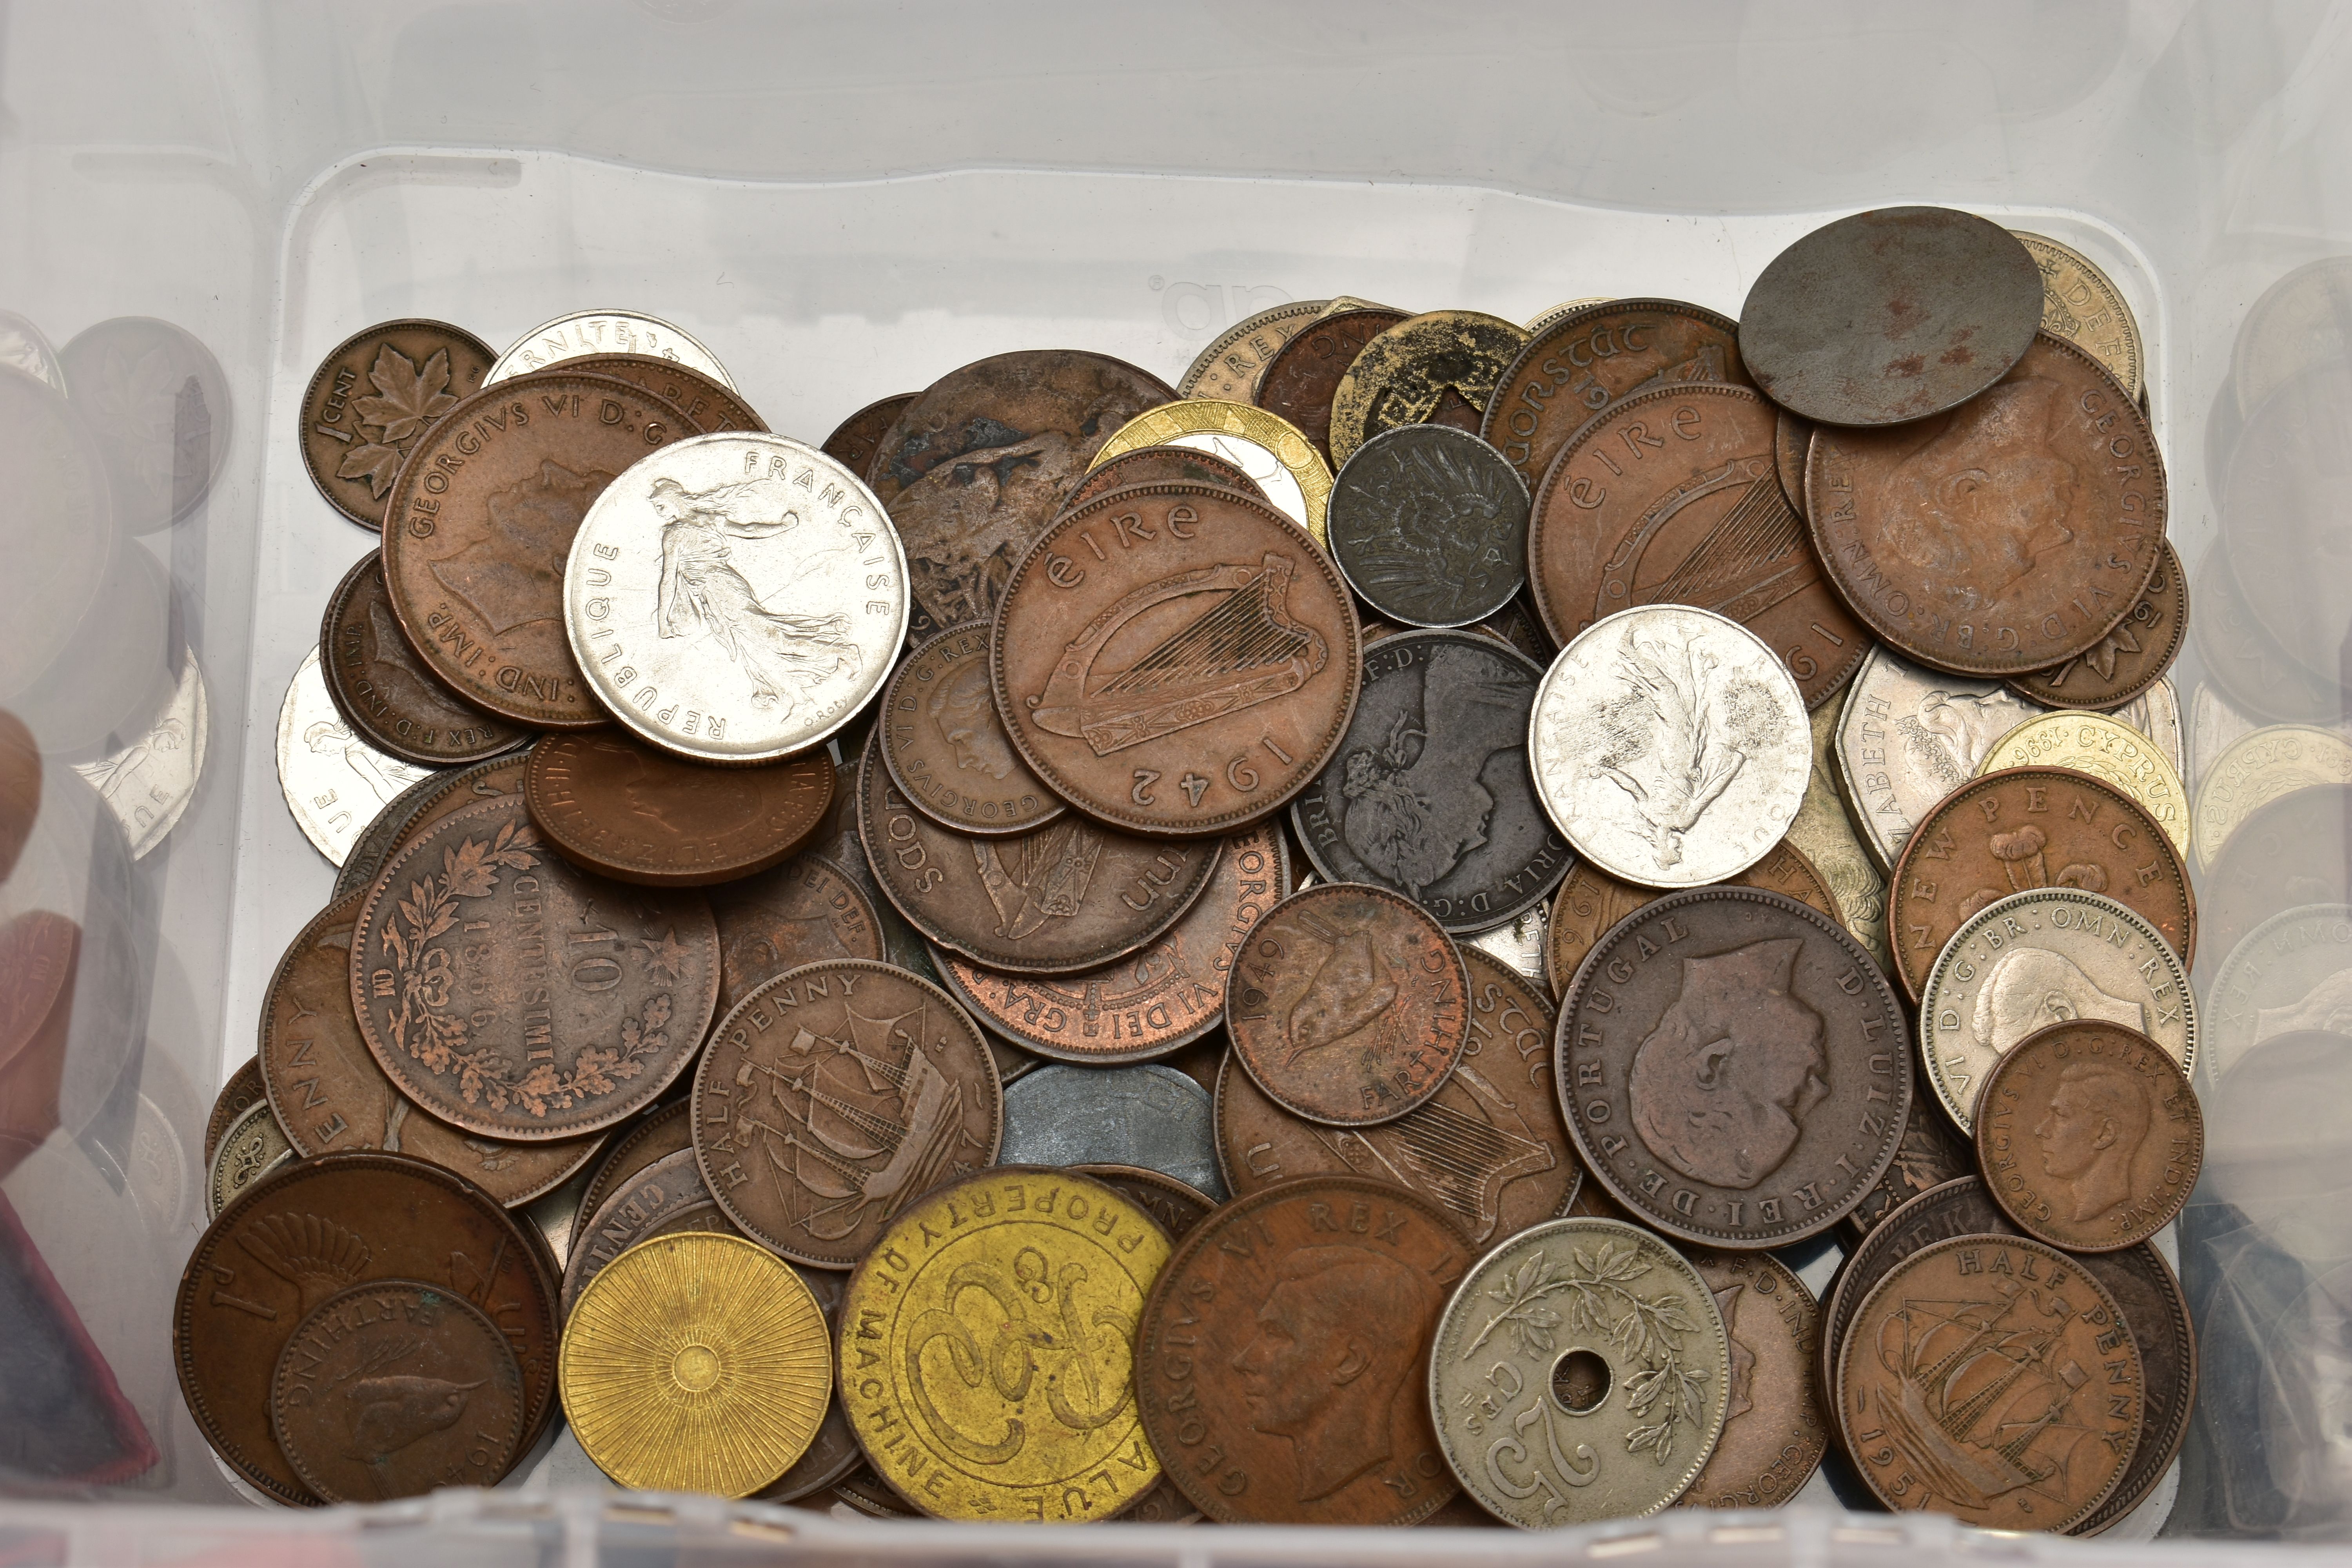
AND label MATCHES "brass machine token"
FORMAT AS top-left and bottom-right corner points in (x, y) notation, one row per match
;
(1088, 397), (1333, 545)
(1978, 711), (2190, 861)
